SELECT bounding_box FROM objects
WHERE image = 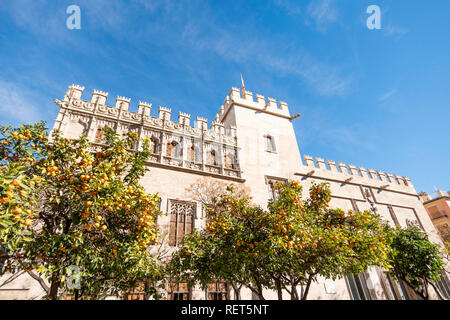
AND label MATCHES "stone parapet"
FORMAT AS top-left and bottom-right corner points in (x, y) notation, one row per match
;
(58, 84), (237, 146)
(220, 87), (292, 122)
(300, 155), (416, 194)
